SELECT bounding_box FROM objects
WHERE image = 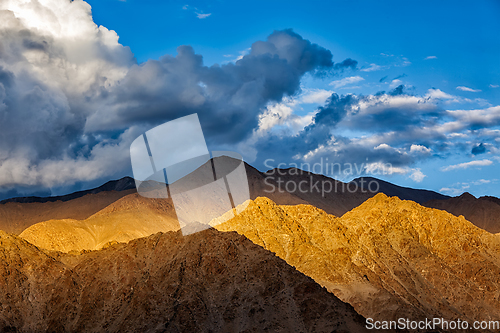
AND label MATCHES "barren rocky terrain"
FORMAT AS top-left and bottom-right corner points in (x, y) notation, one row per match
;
(216, 194), (500, 327)
(19, 193), (179, 252)
(0, 228), (368, 332)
